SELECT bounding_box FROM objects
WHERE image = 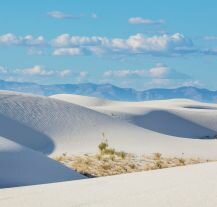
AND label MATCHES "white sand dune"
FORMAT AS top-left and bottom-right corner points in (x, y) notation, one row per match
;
(1, 161), (217, 207)
(0, 91), (152, 154)
(1, 91), (217, 188)
(51, 94), (217, 139)
(0, 92), (217, 158)
(0, 136), (85, 188)
(49, 94), (217, 157)
(0, 91), (215, 159)
(0, 91), (169, 156)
